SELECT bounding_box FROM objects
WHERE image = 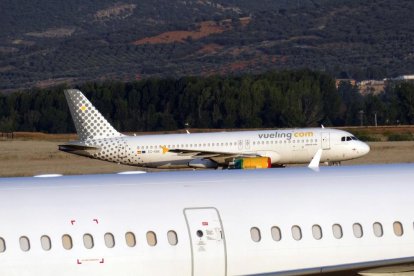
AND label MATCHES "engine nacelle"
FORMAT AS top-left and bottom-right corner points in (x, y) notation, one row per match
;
(233, 157), (271, 169)
(188, 159), (218, 169)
